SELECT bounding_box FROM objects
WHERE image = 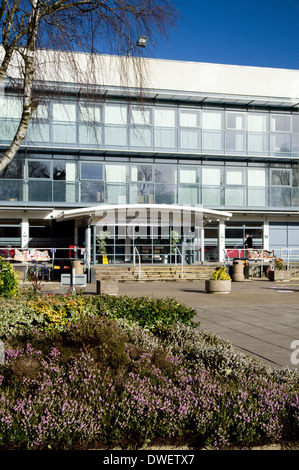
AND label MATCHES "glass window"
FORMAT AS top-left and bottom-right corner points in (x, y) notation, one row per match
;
(131, 164), (152, 182)
(271, 169), (291, 186)
(226, 112), (246, 130)
(155, 128), (176, 148)
(225, 187), (245, 206)
(53, 102), (76, 122)
(105, 127), (127, 146)
(53, 181), (78, 203)
(80, 104), (101, 122)
(155, 184), (177, 204)
(292, 188), (299, 206)
(154, 108), (176, 127)
(106, 184), (127, 204)
(105, 164), (127, 183)
(81, 181), (104, 203)
(130, 127), (152, 147)
(105, 104), (127, 125)
(27, 123), (50, 143)
(248, 133), (268, 153)
(292, 166), (299, 187)
(179, 167), (197, 184)
(53, 161), (66, 180)
(28, 181), (52, 201)
(0, 219), (21, 245)
(226, 168), (244, 185)
(155, 164), (177, 184)
(81, 162), (103, 180)
(202, 167), (221, 185)
(271, 115), (291, 132)
(0, 181), (23, 201)
(32, 104), (49, 121)
(0, 97), (22, 119)
(292, 134), (299, 155)
(28, 161), (51, 179)
(248, 113), (267, 132)
(178, 186), (199, 205)
(271, 134), (291, 153)
(29, 220), (52, 245)
(226, 131), (246, 152)
(271, 187), (291, 207)
(248, 188), (267, 207)
(202, 128), (223, 150)
(292, 115), (299, 133)
(202, 111), (222, 130)
(180, 129), (199, 149)
(180, 110), (199, 127)
(79, 124), (102, 145)
(52, 124), (77, 144)
(202, 187), (222, 206)
(0, 160), (24, 179)
(0, 120), (19, 141)
(130, 183), (154, 204)
(131, 107), (151, 126)
(248, 169), (266, 187)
